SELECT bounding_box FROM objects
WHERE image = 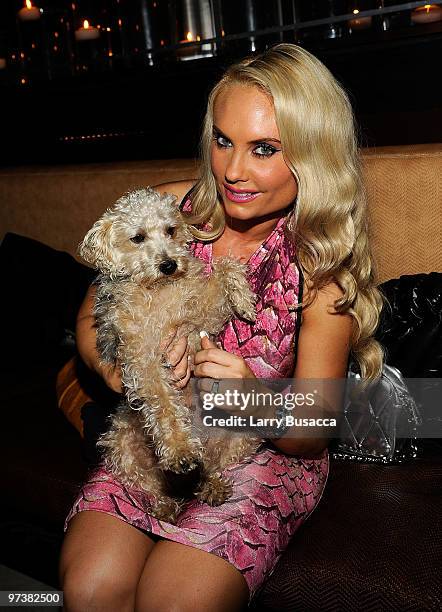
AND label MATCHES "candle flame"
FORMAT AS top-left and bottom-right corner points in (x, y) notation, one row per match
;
(414, 4), (437, 12)
(25, 1), (32, 9)
(83, 19), (90, 29)
(186, 31), (193, 41)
